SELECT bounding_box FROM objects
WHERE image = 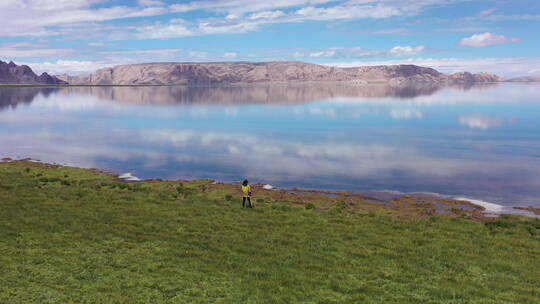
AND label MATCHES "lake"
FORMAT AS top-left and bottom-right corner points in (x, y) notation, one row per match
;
(1, 83), (539, 209)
